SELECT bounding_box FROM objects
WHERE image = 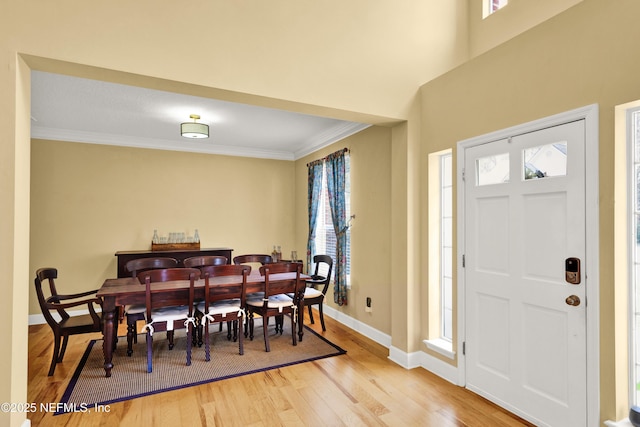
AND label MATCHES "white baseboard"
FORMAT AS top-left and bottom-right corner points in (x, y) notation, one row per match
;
(388, 346), (422, 369)
(321, 306), (459, 384)
(321, 305), (391, 348)
(419, 349), (459, 384)
(29, 312), (49, 325)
